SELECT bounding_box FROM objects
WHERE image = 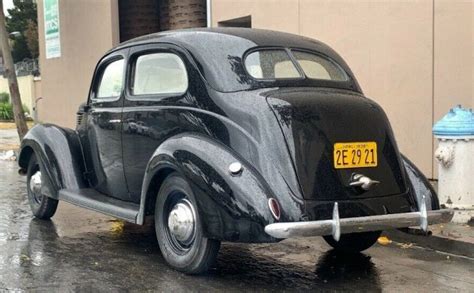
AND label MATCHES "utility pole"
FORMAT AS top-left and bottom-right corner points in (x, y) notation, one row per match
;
(0, 0), (28, 140)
